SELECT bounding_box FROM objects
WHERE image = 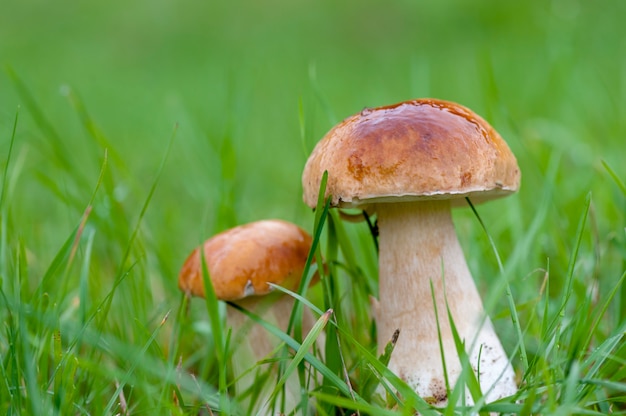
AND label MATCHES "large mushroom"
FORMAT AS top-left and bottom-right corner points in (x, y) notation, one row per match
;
(178, 219), (322, 411)
(301, 99), (519, 405)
